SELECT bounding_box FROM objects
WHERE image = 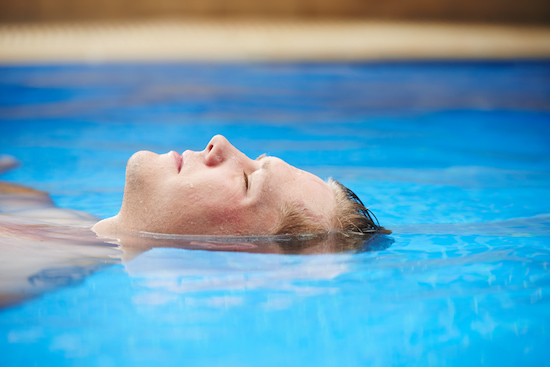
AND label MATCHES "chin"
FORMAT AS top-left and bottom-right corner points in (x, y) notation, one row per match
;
(125, 150), (157, 182)
(126, 150), (153, 169)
